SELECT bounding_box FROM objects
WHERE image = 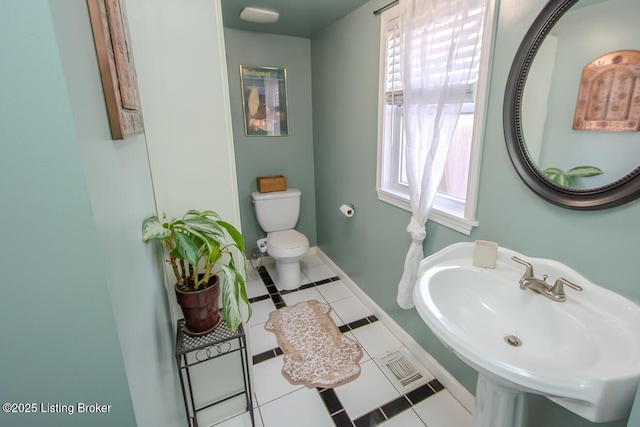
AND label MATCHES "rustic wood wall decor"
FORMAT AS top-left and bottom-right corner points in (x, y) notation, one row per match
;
(573, 50), (640, 132)
(87, 0), (144, 140)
